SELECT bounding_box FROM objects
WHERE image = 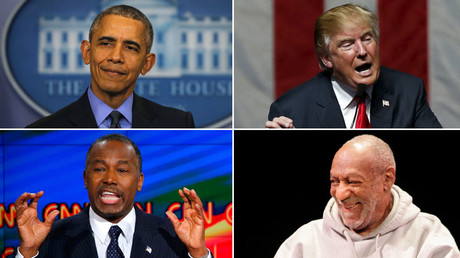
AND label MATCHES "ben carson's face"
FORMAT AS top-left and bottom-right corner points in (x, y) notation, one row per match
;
(84, 140), (143, 223)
